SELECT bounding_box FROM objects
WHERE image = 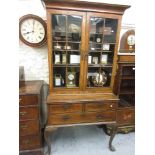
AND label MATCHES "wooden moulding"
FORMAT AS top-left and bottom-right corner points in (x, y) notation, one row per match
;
(47, 93), (119, 104)
(43, 0), (130, 15)
(118, 55), (135, 63)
